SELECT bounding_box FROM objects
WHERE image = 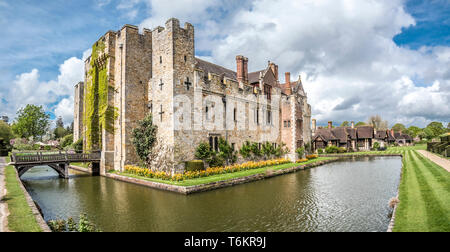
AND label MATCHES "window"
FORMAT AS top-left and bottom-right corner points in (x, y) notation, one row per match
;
(184, 55), (187, 62)
(256, 107), (259, 124)
(160, 56), (162, 64)
(233, 108), (237, 122)
(206, 106), (209, 120)
(264, 84), (272, 100)
(267, 110), (271, 124)
(288, 120), (291, 127)
(284, 121), (287, 128)
(231, 143), (235, 151)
